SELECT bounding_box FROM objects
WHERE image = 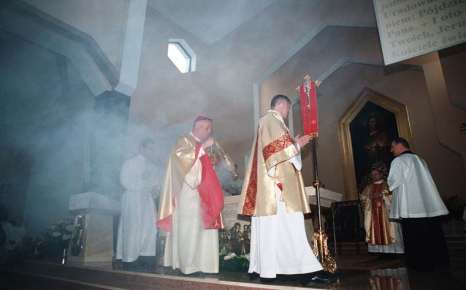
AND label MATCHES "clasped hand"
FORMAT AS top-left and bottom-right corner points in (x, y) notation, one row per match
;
(295, 134), (313, 148)
(202, 137), (214, 149)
